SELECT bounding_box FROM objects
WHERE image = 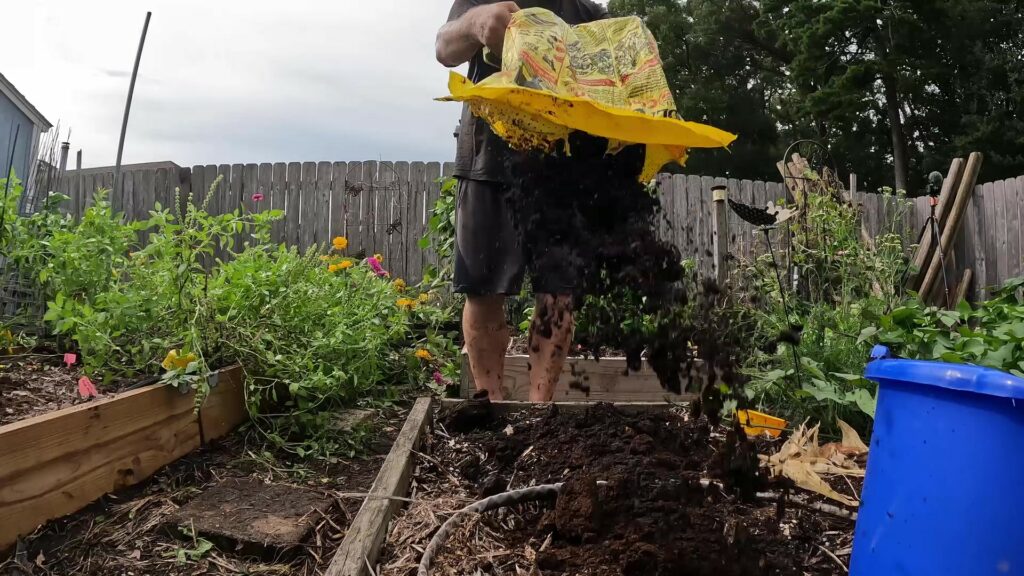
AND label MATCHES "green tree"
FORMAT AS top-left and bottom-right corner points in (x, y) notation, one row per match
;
(612, 0), (1024, 193)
